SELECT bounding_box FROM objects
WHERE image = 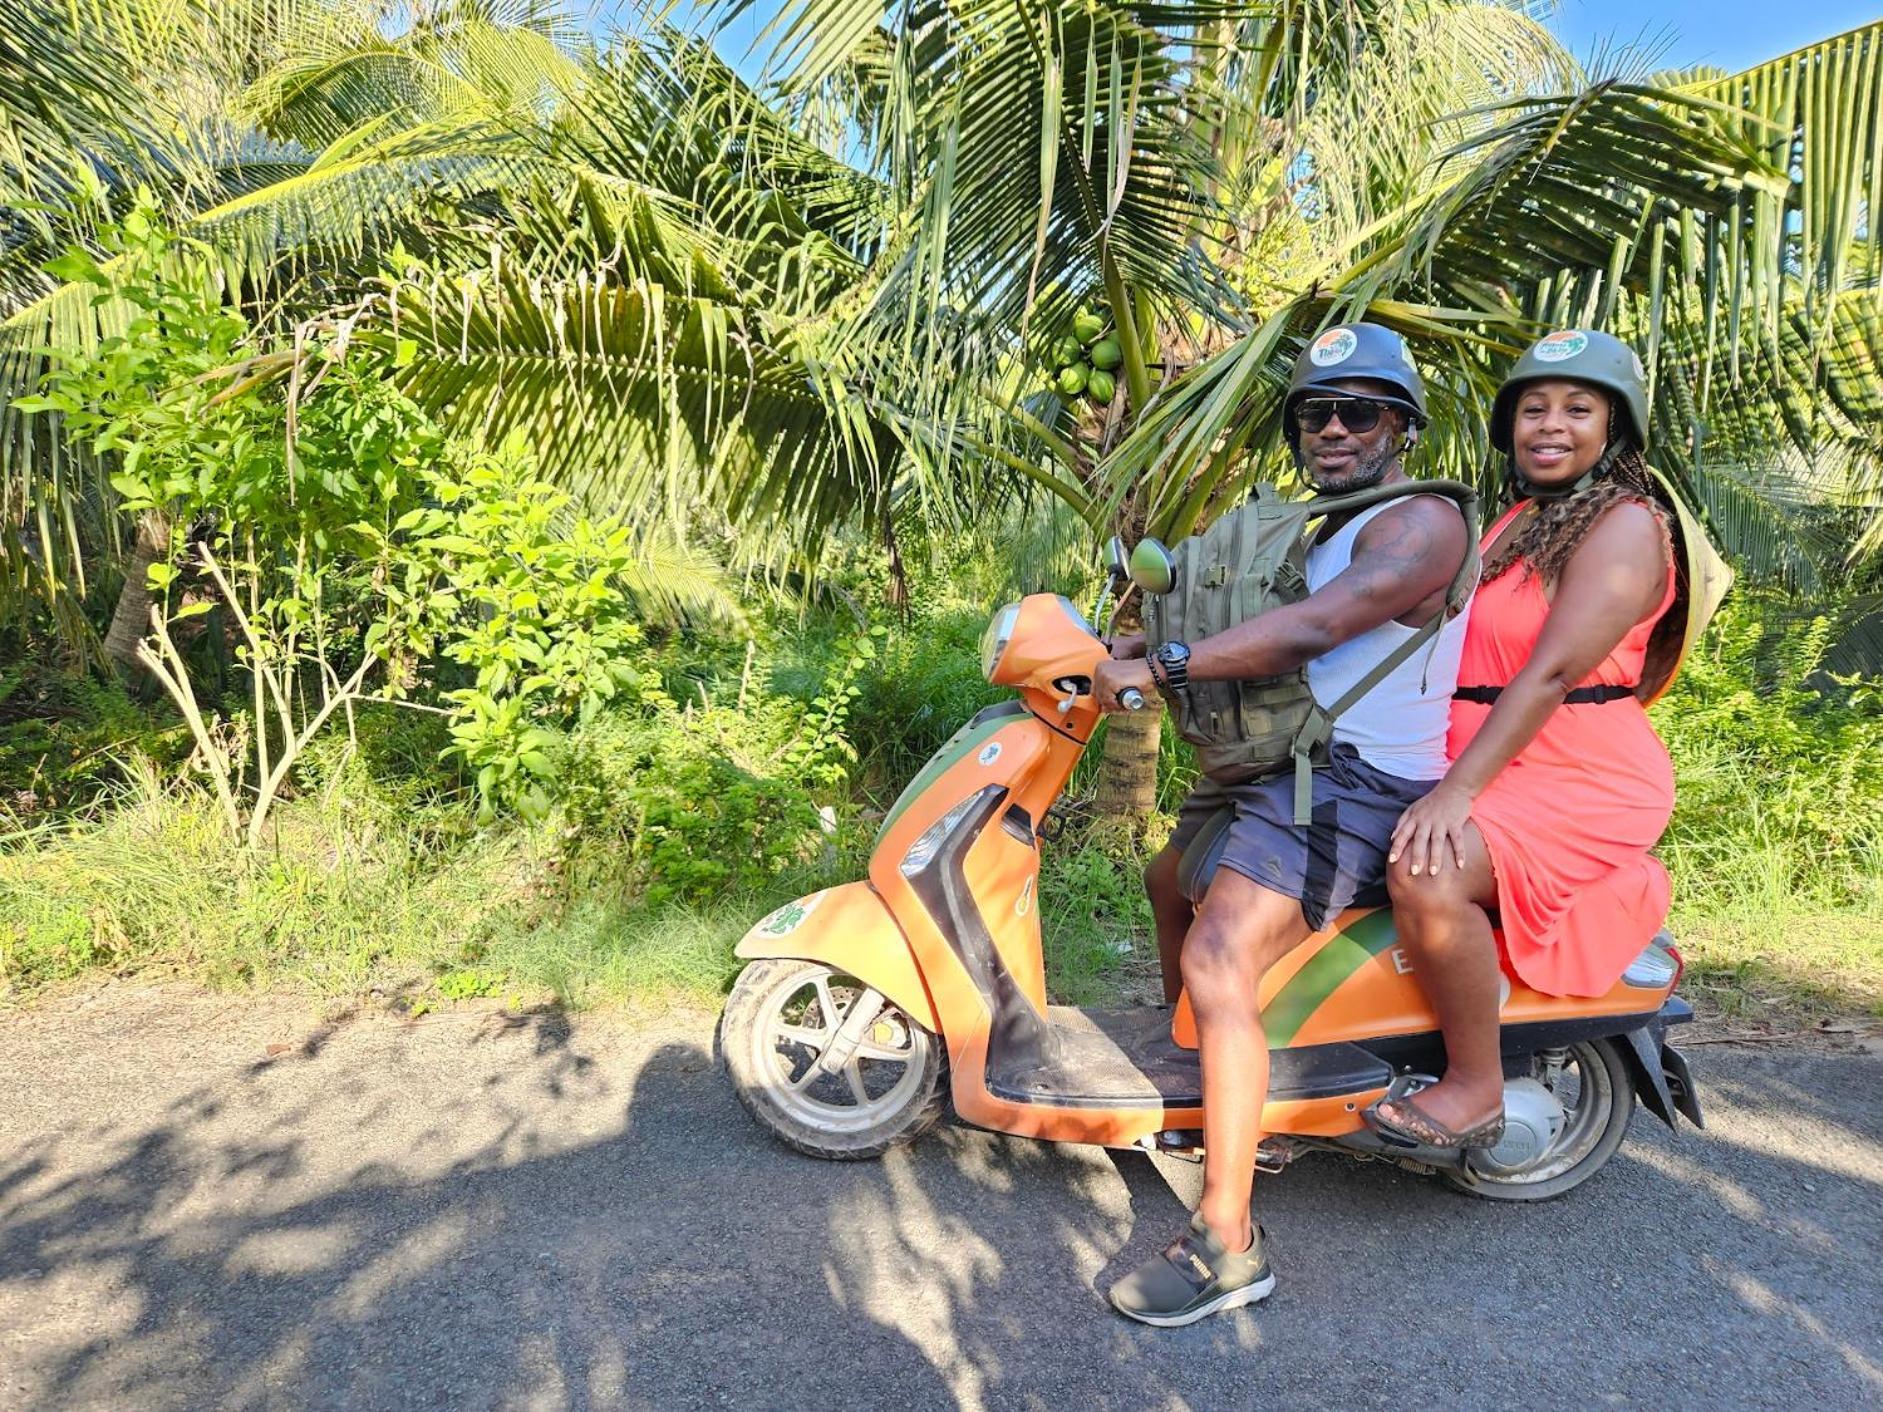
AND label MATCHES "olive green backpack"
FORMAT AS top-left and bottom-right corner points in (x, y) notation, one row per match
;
(1144, 478), (1480, 823)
